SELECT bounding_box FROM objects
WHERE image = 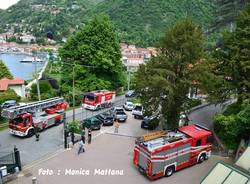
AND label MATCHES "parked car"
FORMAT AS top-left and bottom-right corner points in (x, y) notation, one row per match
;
(1, 100), (18, 109)
(132, 104), (144, 119)
(114, 107), (128, 122)
(123, 101), (134, 111)
(82, 117), (102, 130)
(141, 115), (160, 130)
(96, 110), (114, 126)
(125, 90), (136, 98)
